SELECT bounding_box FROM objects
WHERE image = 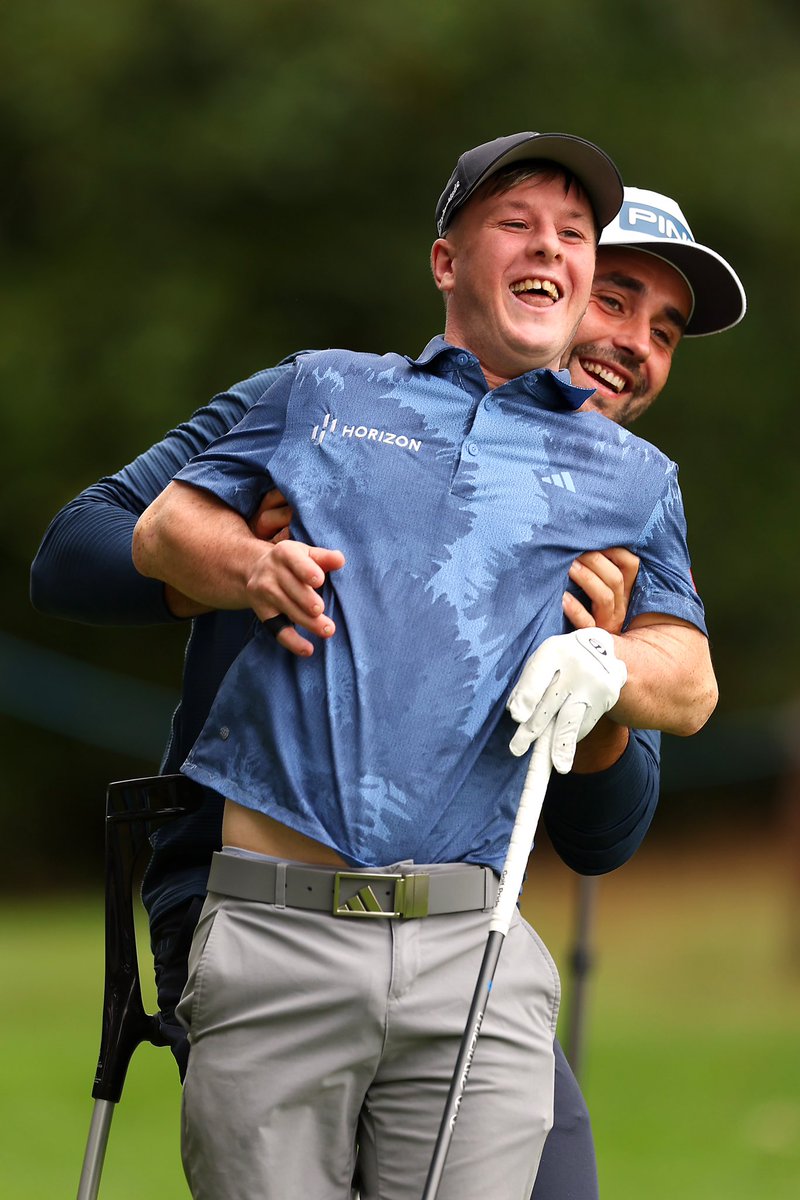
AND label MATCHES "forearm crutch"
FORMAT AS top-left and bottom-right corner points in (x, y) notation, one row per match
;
(421, 721), (555, 1200)
(76, 774), (201, 1200)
